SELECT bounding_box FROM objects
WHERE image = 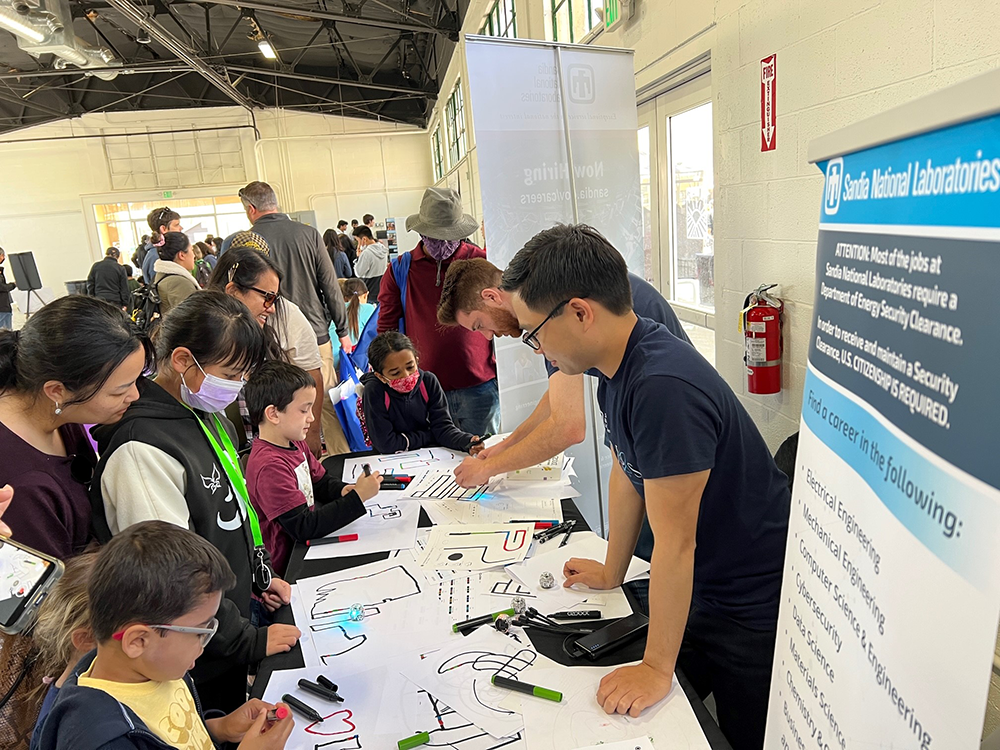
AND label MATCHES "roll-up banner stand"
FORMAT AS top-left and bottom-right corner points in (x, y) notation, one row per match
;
(466, 36), (644, 535)
(764, 68), (1000, 749)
